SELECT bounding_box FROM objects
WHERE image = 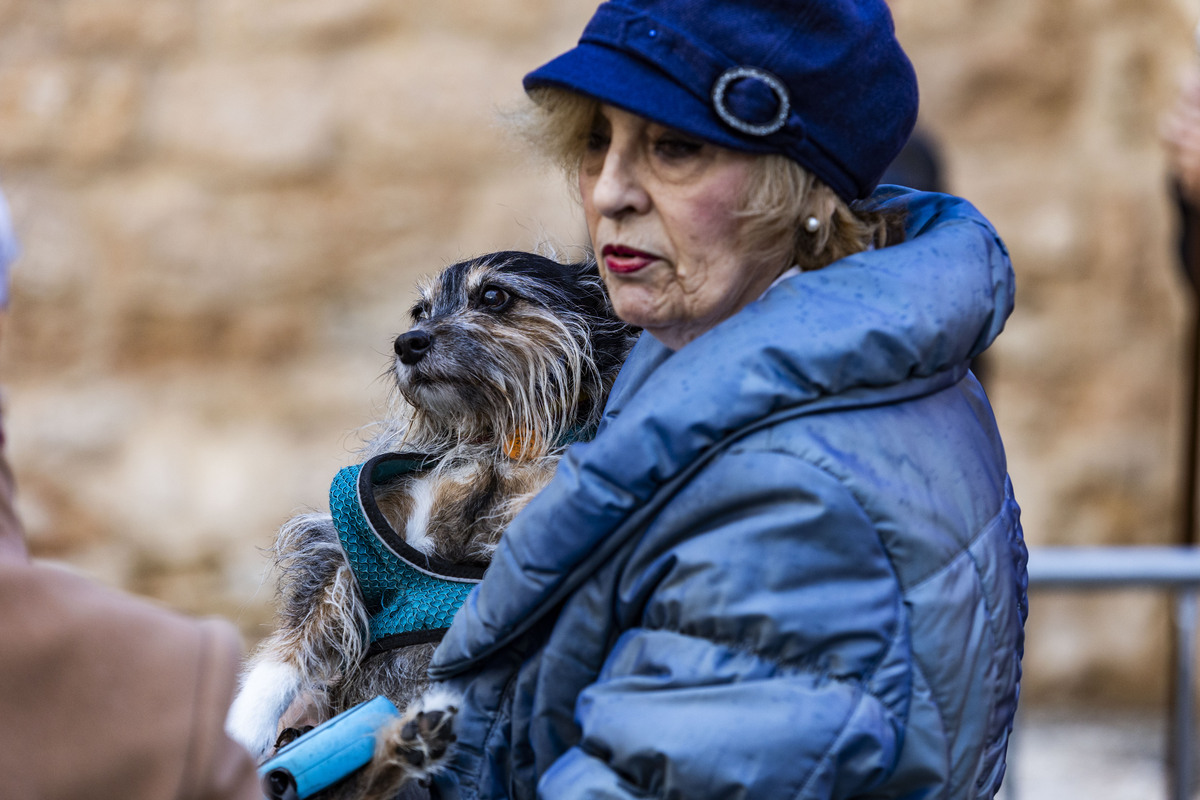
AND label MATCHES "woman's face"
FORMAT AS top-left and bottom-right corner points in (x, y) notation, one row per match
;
(579, 105), (782, 350)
